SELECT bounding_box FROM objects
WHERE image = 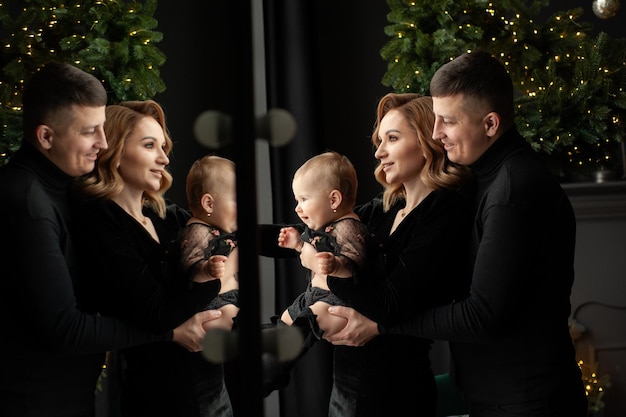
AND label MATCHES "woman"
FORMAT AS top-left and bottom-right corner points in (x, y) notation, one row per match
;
(307, 93), (474, 416)
(326, 52), (587, 417)
(71, 100), (233, 417)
